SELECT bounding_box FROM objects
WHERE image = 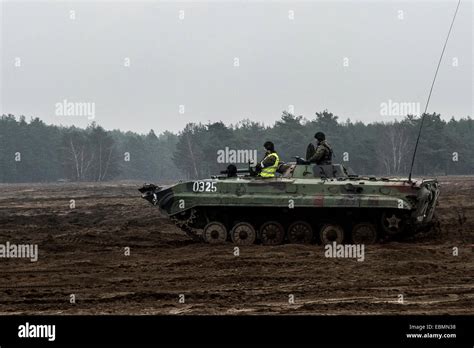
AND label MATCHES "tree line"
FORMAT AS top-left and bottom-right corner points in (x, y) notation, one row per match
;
(0, 111), (472, 183)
